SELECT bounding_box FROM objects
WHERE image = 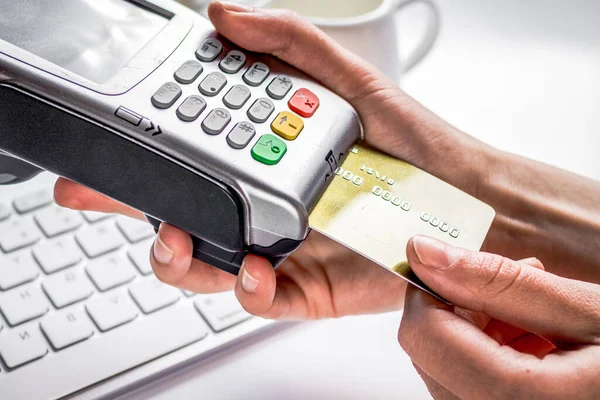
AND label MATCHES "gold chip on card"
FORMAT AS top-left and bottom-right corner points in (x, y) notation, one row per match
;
(309, 145), (495, 302)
